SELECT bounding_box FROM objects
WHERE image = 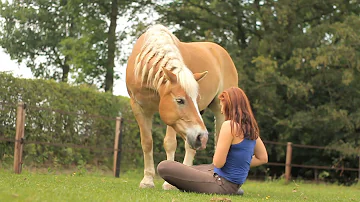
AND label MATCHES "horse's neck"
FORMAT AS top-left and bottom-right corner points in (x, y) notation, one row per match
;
(177, 42), (190, 64)
(130, 84), (160, 109)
